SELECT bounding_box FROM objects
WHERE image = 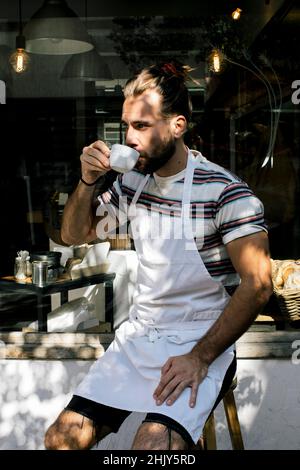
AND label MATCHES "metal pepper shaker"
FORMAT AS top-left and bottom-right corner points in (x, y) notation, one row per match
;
(32, 261), (48, 287)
